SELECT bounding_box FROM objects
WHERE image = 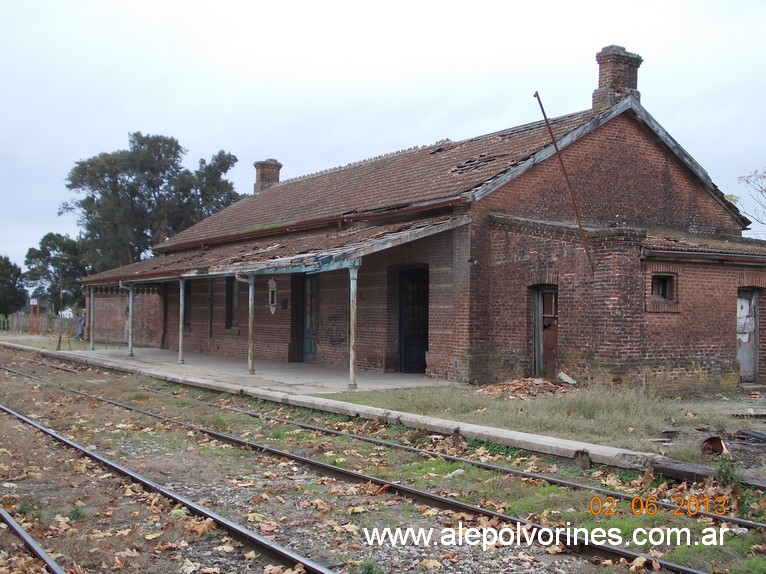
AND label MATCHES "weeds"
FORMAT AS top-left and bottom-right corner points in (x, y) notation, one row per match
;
(715, 456), (741, 487)
(68, 504), (85, 520)
(355, 561), (384, 574)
